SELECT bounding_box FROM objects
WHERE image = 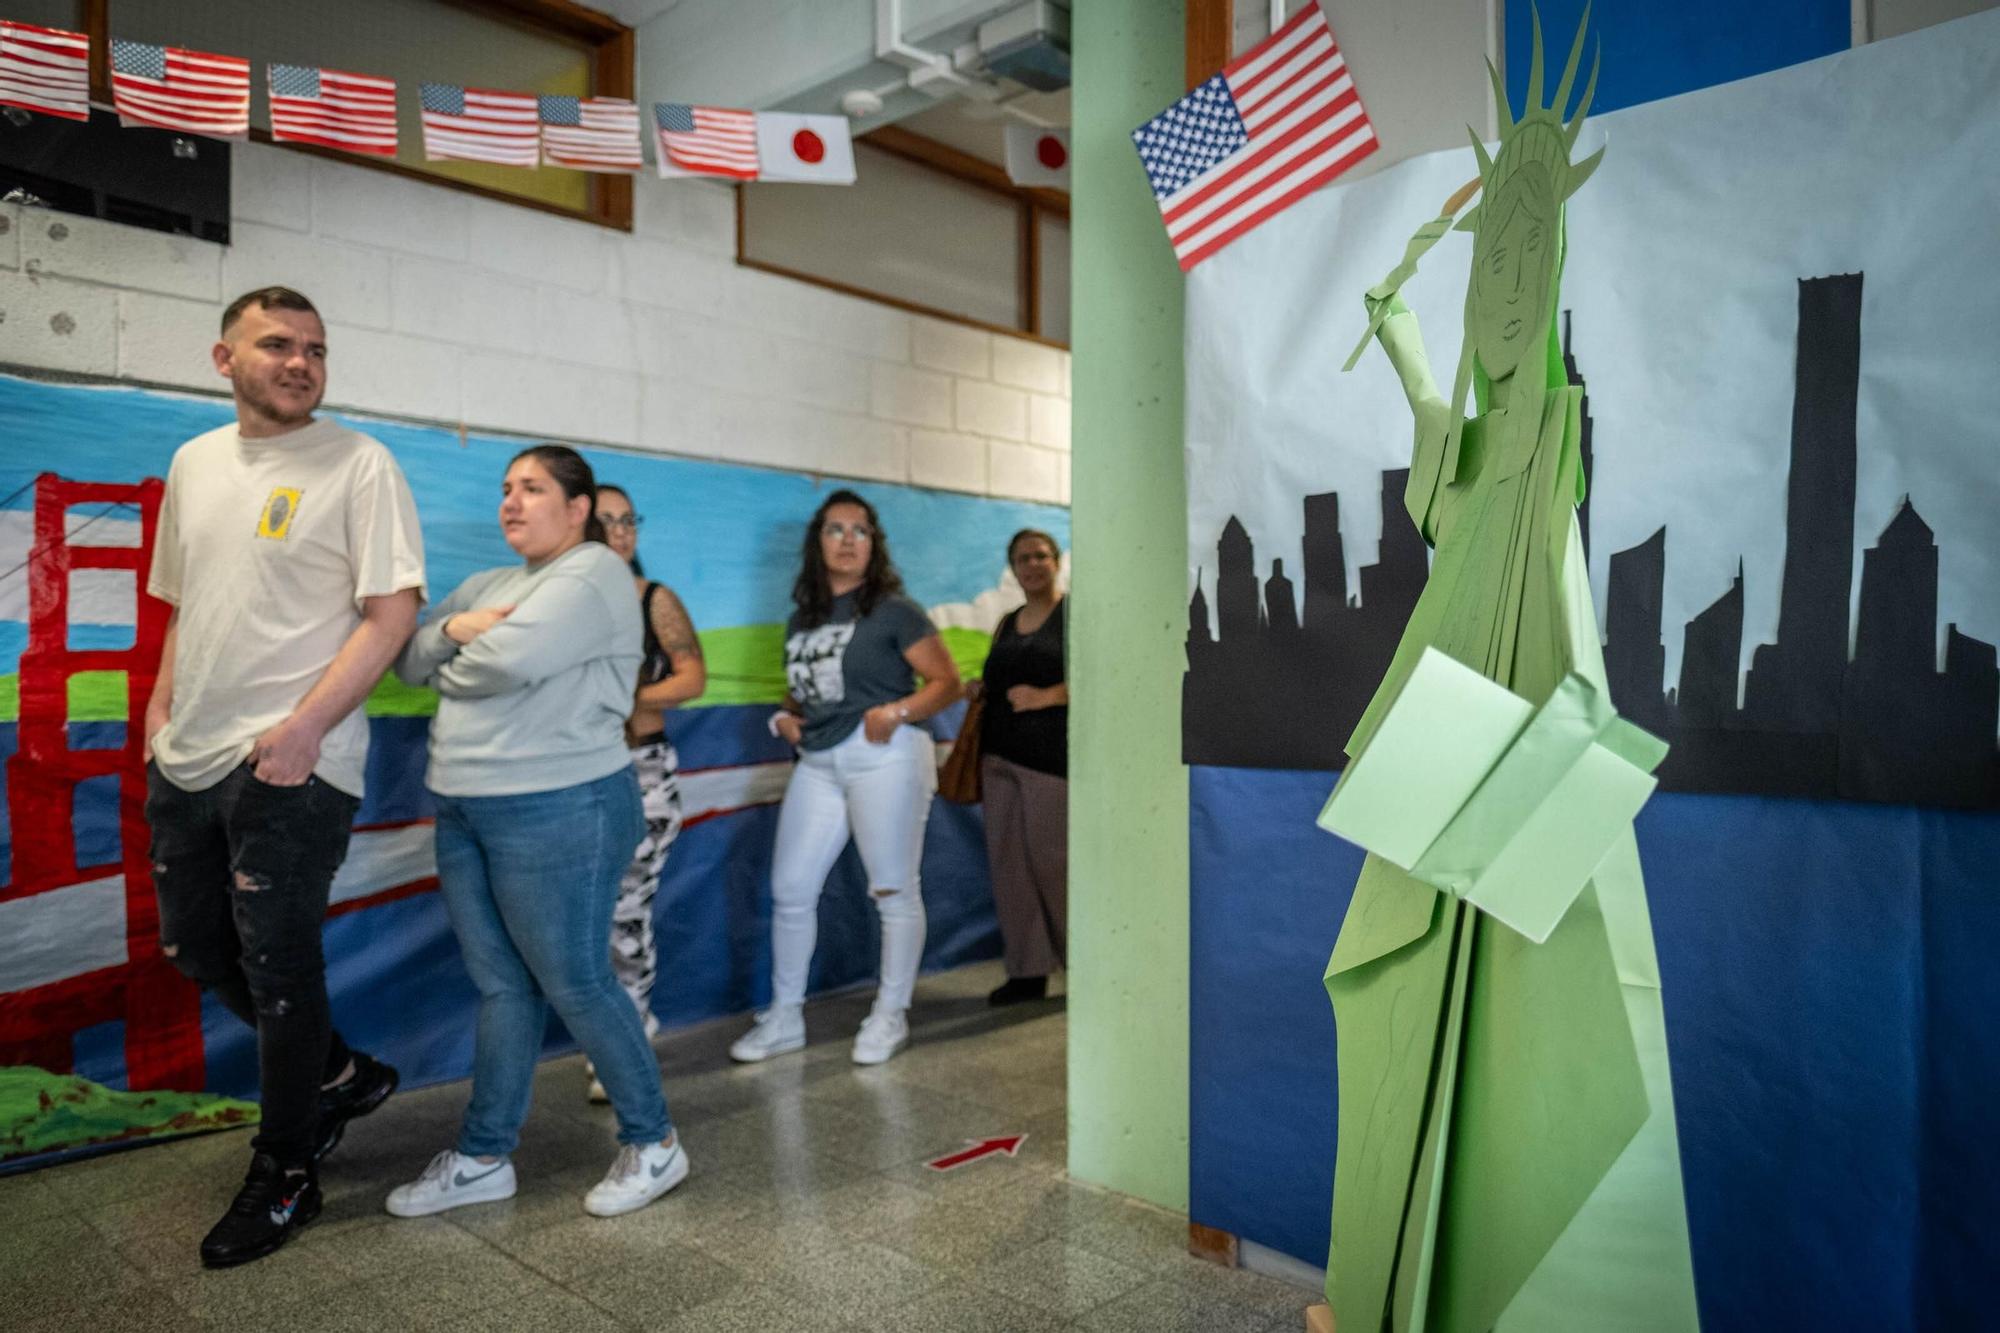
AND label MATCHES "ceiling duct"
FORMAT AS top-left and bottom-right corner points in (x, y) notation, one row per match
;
(977, 2), (1070, 92)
